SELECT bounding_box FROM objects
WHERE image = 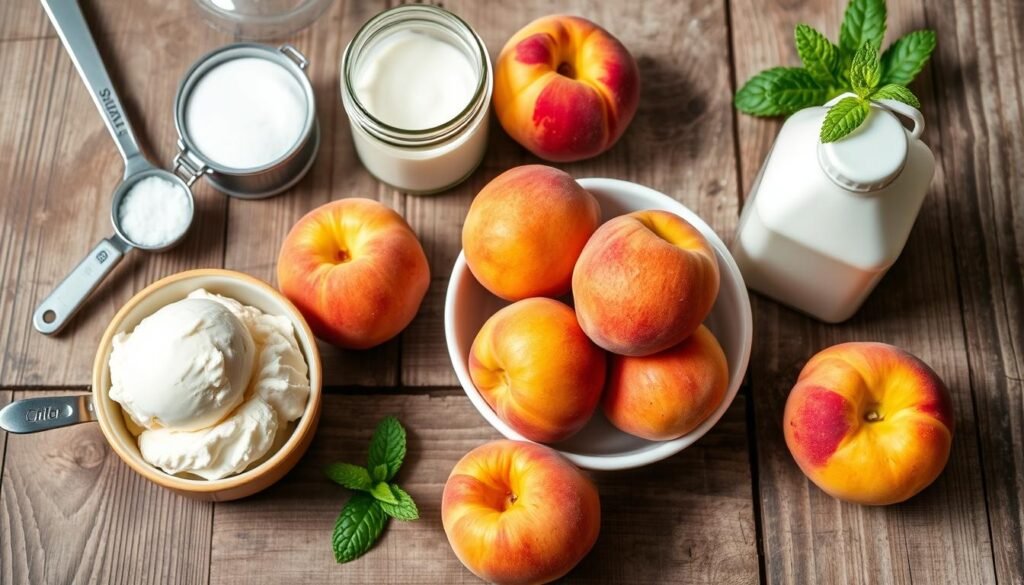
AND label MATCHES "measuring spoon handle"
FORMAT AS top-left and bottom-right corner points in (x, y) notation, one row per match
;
(0, 395), (96, 434)
(33, 236), (132, 335)
(40, 0), (144, 169)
